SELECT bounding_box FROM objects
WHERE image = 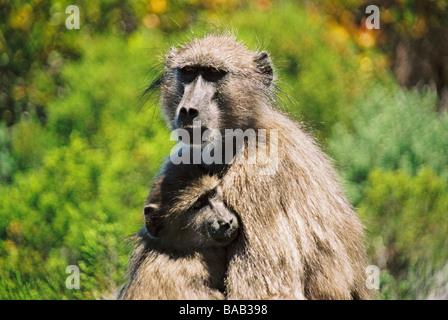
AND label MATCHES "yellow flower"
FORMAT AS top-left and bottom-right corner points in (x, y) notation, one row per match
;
(148, 0), (167, 14)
